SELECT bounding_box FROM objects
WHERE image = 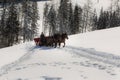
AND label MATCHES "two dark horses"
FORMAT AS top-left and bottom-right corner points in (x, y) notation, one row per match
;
(53, 33), (68, 48)
(34, 33), (68, 48)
